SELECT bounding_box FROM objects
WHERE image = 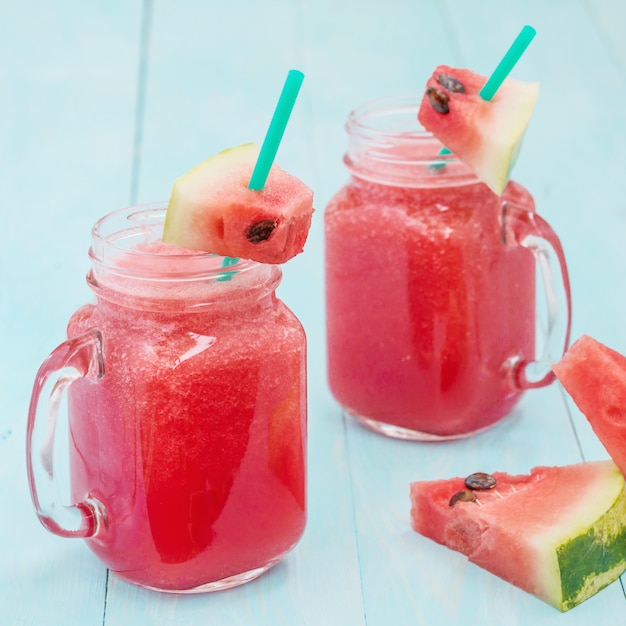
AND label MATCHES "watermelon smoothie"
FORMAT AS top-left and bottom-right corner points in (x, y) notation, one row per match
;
(325, 96), (570, 439)
(29, 204), (307, 592)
